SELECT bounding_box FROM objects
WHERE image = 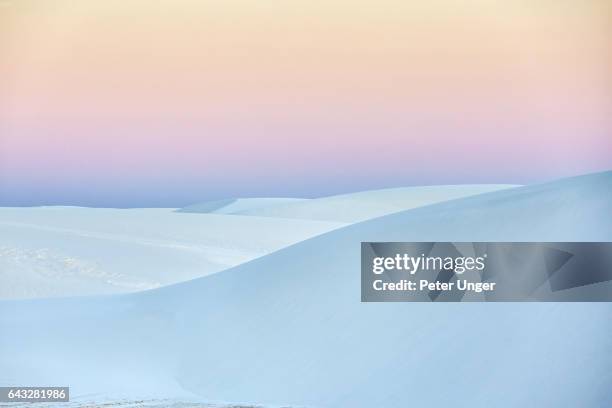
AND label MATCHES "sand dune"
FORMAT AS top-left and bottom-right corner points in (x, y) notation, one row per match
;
(1, 173), (611, 407)
(178, 185), (517, 222)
